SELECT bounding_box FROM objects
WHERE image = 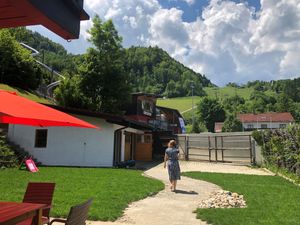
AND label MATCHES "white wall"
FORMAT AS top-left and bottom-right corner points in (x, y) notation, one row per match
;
(8, 115), (122, 167)
(242, 122), (292, 130)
